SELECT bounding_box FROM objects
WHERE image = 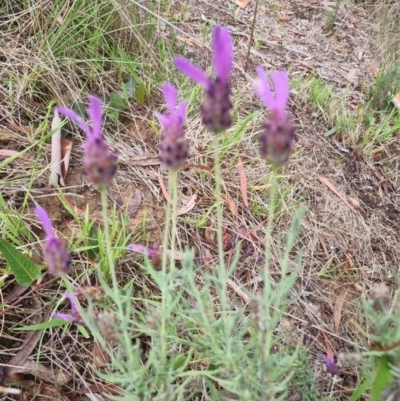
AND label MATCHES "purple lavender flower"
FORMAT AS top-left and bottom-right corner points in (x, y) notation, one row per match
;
(57, 96), (117, 186)
(174, 25), (233, 133)
(155, 83), (188, 170)
(54, 292), (83, 324)
(128, 243), (162, 268)
(253, 67), (296, 165)
(35, 207), (71, 276)
(323, 355), (339, 375)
